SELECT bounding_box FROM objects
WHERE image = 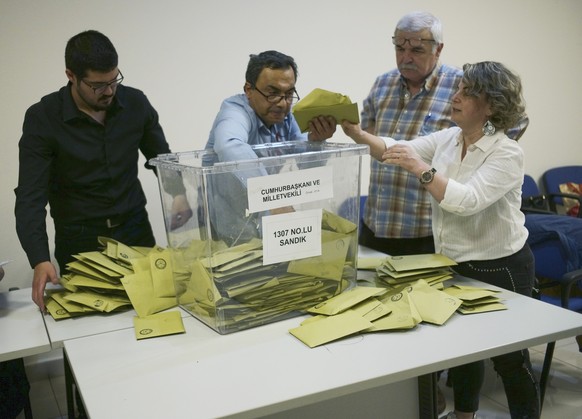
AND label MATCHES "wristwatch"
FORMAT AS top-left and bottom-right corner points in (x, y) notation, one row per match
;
(419, 168), (437, 184)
